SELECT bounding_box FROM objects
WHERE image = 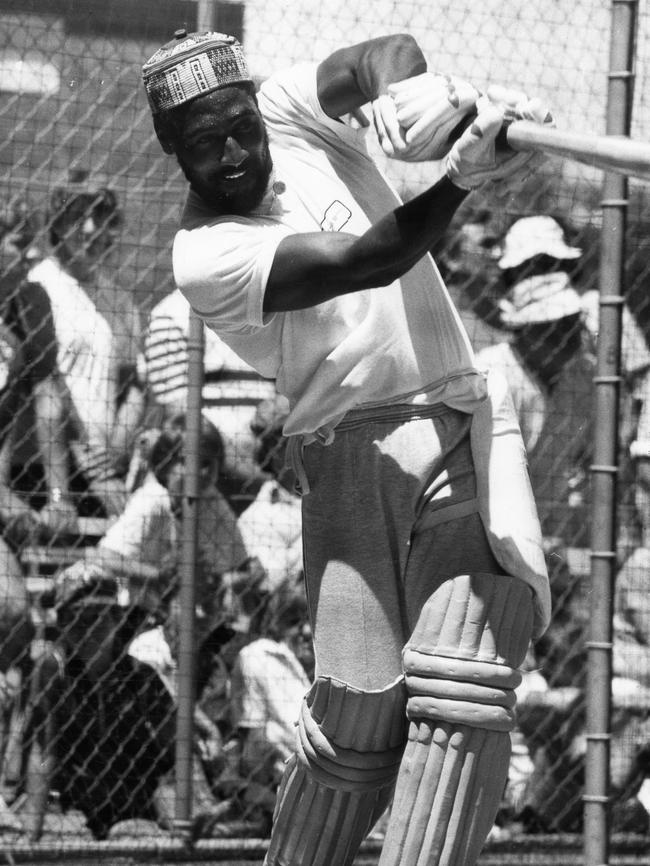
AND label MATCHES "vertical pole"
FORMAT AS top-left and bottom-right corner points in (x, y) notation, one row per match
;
(197, 0), (216, 30)
(173, 310), (205, 837)
(584, 2), (637, 865)
(173, 0), (212, 838)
